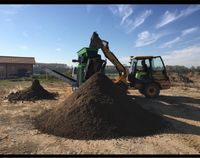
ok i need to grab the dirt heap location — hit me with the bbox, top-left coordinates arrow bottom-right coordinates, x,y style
35,72 -> 168,140
7,79 -> 58,102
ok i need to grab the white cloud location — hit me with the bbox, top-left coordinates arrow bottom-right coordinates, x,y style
135,31 -> 162,47
109,5 -> 152,33
181,27 -> 198,36
119,6 -> 133,25
156,11 -> 177,29
109,45 -> 200,67
162,37 -> 180,48
118,56 -> 130,65
162,45 -> 200,67
161,27 -> 199,48
109,5 -> 133,25
126,10 -> 152,33
19,45 -> 29,50
56,48 -> 61,52
179,5 -> 200,17
179,36 -> 200,46
156,5 -> 200,29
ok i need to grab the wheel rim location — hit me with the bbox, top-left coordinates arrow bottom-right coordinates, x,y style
147,86 -> 157,96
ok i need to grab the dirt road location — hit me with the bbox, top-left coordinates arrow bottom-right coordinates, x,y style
0,81 -> 200,154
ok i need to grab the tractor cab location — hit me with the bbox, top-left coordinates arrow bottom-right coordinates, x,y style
128,56 -> 171,97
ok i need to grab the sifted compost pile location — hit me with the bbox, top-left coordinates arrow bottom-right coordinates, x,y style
7,79 -> 58,102
35,72 -> 168,140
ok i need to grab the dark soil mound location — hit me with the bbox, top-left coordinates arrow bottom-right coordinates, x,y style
7,79 -> 58,102
34,72 -> 168,140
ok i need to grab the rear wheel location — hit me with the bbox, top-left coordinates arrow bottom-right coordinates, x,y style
144,83 -> 160,98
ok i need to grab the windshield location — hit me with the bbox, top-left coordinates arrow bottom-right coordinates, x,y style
151,57 -> 164,71
129,59 -> 137,73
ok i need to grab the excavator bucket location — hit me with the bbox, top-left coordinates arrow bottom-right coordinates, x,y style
89,32 -> 103,48
89,32 -> 128,93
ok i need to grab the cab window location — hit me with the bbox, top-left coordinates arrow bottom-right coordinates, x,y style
151,57 -> 166,80
136,59 -> 150,70
151,57 -> 164,71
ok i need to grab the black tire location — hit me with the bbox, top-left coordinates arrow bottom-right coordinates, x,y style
144,83 -> 160,98
138,88 -> 145,95
116,81 -> 128,94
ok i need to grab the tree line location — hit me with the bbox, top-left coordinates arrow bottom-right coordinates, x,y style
166,65 -> 200,74
33,63 -> 200,76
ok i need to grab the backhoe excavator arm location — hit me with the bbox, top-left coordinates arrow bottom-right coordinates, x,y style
89,32 -> 127,84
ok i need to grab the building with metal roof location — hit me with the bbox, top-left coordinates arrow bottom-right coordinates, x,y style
0,56 -> 35,79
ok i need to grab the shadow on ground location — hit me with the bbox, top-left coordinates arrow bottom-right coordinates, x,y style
132,95 -> 200,136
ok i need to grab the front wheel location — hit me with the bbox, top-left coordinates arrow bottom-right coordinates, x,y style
138,88 -> 145,95
144,83 -> 160,98
116,81 -> 128,94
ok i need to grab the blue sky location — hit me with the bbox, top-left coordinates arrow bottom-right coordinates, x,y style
0,4 -> 200,67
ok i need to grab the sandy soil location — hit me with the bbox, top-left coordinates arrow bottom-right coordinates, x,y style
0,80 -> 200,154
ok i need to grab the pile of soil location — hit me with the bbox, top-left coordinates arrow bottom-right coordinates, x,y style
7,79 -> 58,102
35,72 -> 168,140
